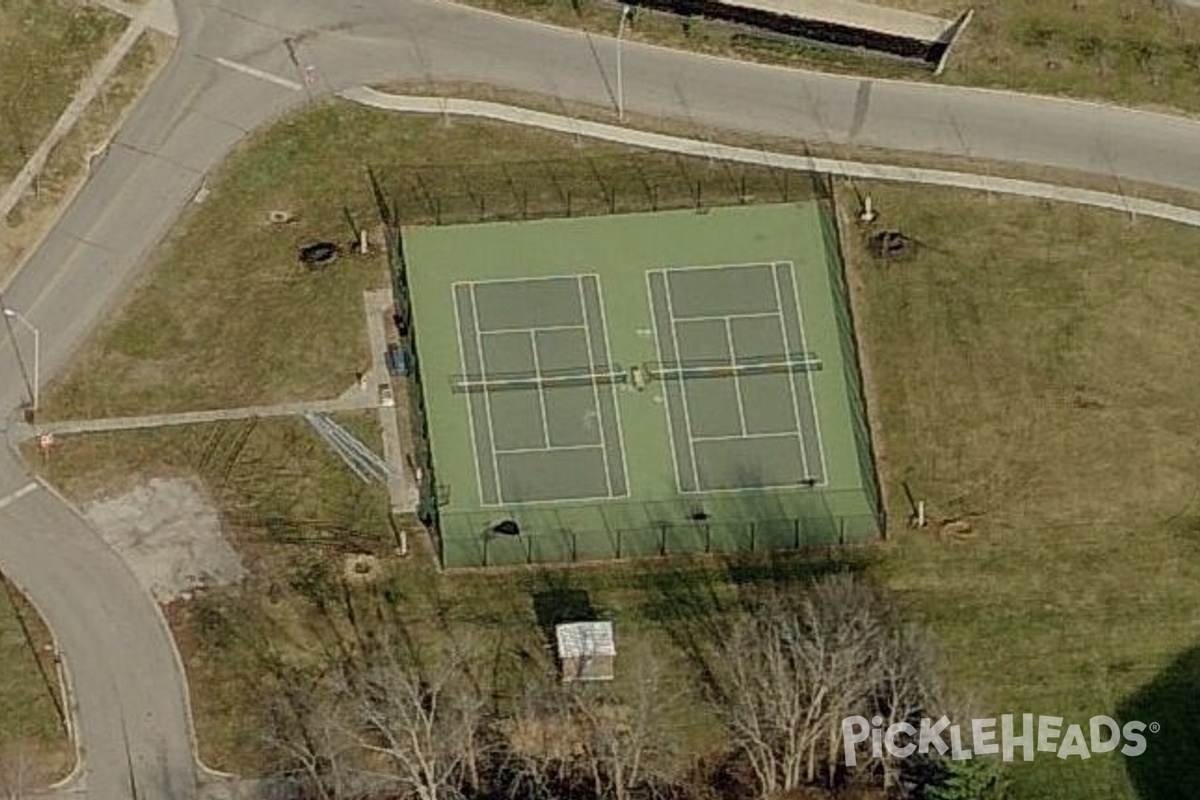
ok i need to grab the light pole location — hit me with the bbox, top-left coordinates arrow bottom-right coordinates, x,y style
616,4 -> 632,122
3,307 -> 39,412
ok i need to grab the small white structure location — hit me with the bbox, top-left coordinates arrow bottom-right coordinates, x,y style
555,621 -> 616,683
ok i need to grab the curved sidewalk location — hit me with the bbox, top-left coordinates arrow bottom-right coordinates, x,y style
341,87 -> 1200,229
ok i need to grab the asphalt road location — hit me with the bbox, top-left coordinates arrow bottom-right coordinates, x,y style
4,1 -> 1200,798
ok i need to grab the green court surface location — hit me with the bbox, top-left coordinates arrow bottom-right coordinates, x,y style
403,203 -> 883,567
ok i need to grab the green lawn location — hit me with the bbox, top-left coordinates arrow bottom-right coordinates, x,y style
844,182 -> 1200,799
0,0 -> 126,187
0,579 -> 69,784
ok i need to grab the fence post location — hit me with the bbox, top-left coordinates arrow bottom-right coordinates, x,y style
526,535 -> 533,565
616,528 -> 622,559
794,518 -> 801,549
572,530 -> 578,562
659,524 -> 667,557
750,521 -> 756,552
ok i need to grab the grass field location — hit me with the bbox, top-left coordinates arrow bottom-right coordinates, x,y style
451,0 -> 1200,115
1,27 -> 174,289
0,580 -> 69,786
842,182 -> 1200,799
0,1 -> 126,188
38,101 -> 820,422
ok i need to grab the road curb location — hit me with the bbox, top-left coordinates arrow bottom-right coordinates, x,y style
340,87 -> 1200,228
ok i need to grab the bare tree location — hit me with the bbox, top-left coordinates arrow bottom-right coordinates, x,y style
341,641 -> 487,800
501,655 -> 672,800
713,573 -> 943,798
574,668 -> 667,800
715,575 -> 882,796
870,623 -> 939,794
263,669 -> 358,800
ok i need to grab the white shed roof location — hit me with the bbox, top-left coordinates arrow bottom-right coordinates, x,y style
555,621 -> 616,659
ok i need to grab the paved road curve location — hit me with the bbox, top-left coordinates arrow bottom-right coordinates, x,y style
5,1 -> 1200,798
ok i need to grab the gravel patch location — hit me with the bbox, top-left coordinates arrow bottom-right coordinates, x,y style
84,478 -> 246,602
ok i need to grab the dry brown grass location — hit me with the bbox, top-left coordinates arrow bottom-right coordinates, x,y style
840,180 -> 1200,798
0,29 -> 174,289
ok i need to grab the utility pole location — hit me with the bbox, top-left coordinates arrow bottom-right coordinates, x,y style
617,5 -> 632,122
1,302 -> 38,414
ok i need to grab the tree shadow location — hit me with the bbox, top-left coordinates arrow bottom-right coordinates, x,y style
1117,642 -> 1200,798
530,573 -> 600,647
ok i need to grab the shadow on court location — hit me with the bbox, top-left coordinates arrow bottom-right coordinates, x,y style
1118,642 -> 1200,798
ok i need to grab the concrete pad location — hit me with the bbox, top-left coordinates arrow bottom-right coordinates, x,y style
84,478 -> 246,602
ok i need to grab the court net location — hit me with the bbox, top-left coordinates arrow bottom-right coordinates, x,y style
647,354 -> 823,381
451,366 -> 629,393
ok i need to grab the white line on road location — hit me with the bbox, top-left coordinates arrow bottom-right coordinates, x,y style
0,482 -> 39,512
212,57 -> 302,91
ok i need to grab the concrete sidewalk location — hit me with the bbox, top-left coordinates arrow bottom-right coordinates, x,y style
0,0 -> 177,226
341,87 -> 1200,230
37,392 -> 377,436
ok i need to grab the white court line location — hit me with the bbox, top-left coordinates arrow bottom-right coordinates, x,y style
781,261 -> 830,482
723,319 -> 749,435
577,277 -> 614,496
657,261 -> 777,276
529,330 -> 553,449
771,262 -> 810,478
692,432 -> 800,443
452,285 -> 490,506
662,271 -> 703,492
481,323 -> 586,335
211,57 -> 302,91
645,269 -> 685,493
460,273 -> 587,286
468,285 -> 505,506
494,444 -> 604,455
0,482 -> 39,512
591,274 -> 631,499
678,311 -> 780,324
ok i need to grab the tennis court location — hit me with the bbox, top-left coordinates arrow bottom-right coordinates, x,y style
403,203 -> 884,567
647,262 -> 826,493
452,275 -> 628,505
